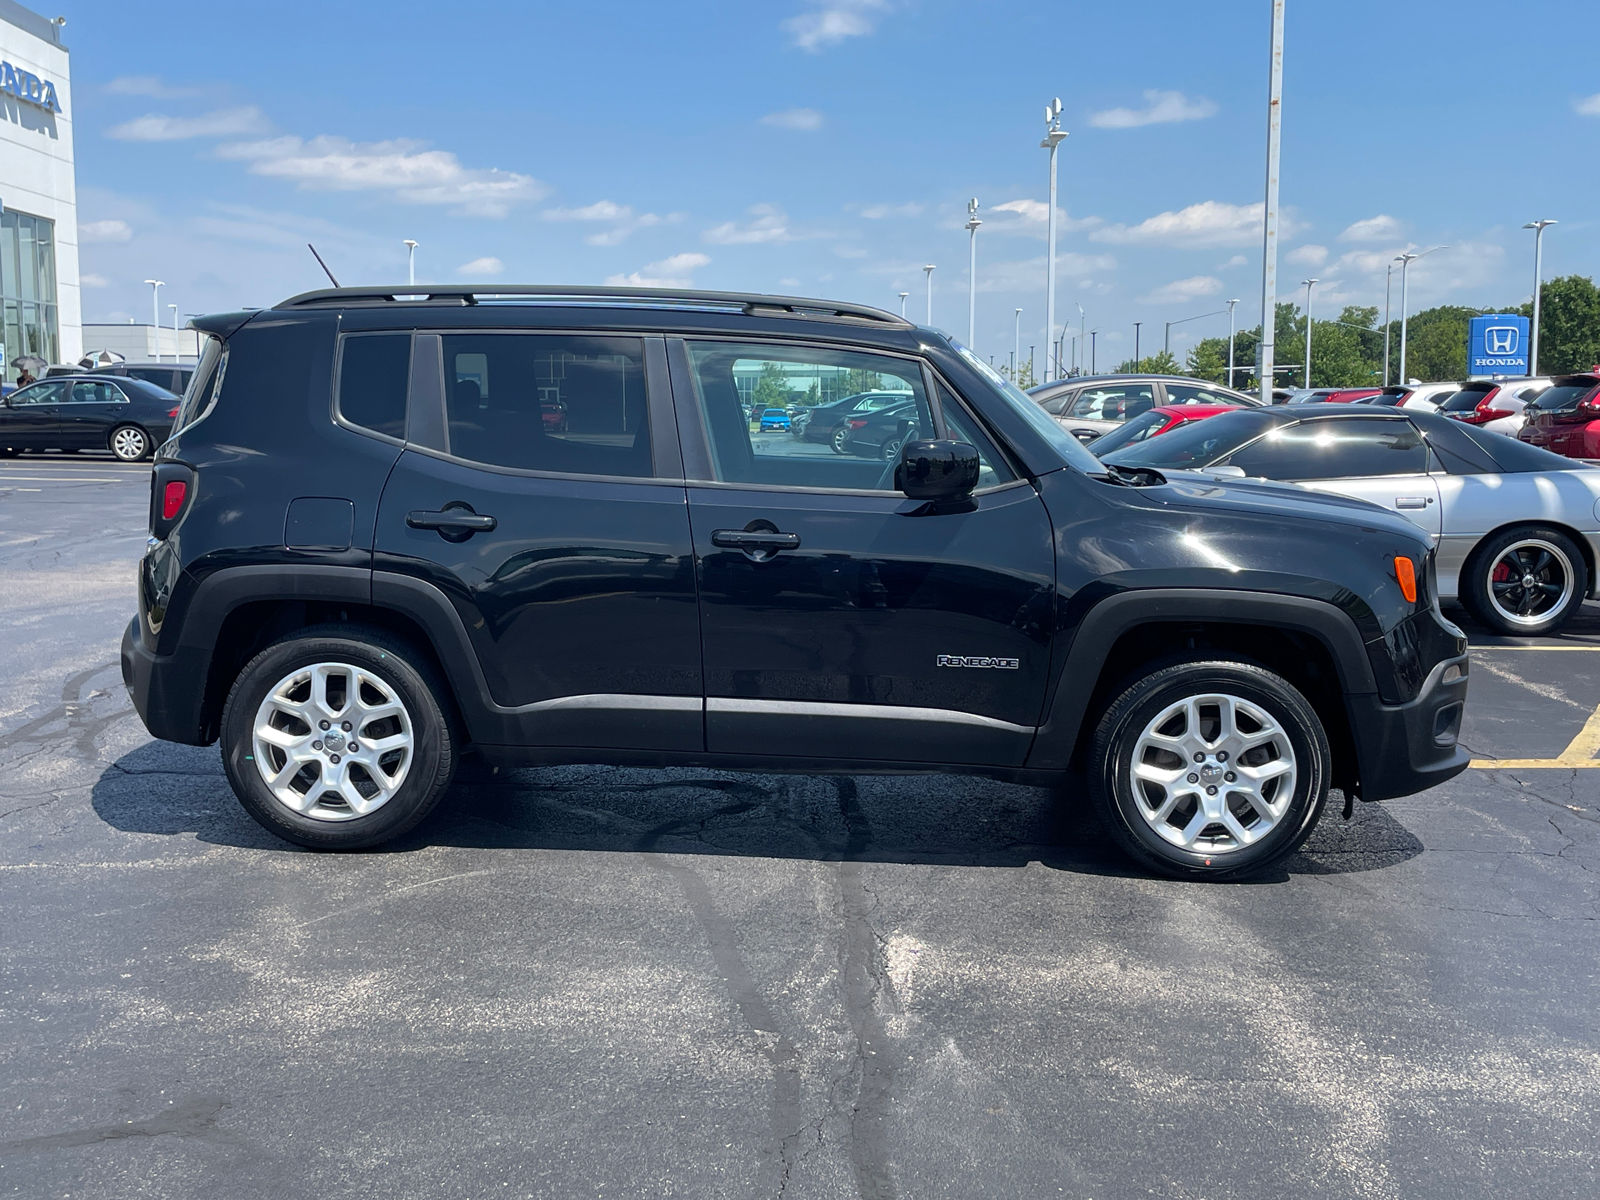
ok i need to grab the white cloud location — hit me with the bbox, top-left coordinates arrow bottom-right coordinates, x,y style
1575,93 -> 1600,116
987,199 -> 1100,236
761,107 -> 823,131
80,273 -> 110,288
783,1 -> 888,51
994,199 -> 1048,222
107,106 -> 271,142
703,203 -> 791,245
973,253 -> 1117,292
779,277 -> 801,287
1286,243 -> 1329,267
543,200 -> 666,245
1092,200 -> 1286,248
1089,90 -> 1217,130
1138,275 -> 1224,305
1217,254 -> 1248,269
216,136 -> 547,217
833,244 -> 868,258
856,202 -> 924,219
1336,248 -> 1399,274
1339,214 -> 1402,243
606,252 -> 710,287
105,75 -> 200,99
456,256 -> 505,278
80,219 -> 133,243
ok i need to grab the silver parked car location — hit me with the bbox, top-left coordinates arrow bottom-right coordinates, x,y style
1028,374 -> 1262,443
1099,403 -> 1600,635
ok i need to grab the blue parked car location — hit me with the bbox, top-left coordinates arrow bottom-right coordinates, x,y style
758,407 -> 790,431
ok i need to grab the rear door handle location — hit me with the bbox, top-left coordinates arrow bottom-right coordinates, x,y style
1394,496 -> 1432,509
711,529 -> 801,551
407,509 -> 497,531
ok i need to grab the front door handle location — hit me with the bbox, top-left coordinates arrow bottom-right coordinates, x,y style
711,529 -> 801,551
1394,496 -> 1433,509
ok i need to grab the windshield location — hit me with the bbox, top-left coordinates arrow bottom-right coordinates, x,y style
1101,409 -> 1276,469
1083,410 -> 1168,456
953,342 -> 1103,473
1532,383 -> 1598,411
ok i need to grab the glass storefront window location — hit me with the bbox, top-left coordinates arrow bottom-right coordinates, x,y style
0,211 -> 60,379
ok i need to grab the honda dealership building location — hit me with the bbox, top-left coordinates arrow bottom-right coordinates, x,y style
0,0 -> 77,377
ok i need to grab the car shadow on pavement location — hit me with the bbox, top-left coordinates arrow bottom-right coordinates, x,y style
90,743 -> 1423,882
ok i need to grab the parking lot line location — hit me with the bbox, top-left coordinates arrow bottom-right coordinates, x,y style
0,476 -> 132,484
1471,698 -> 1600,768
1470,645 -> 1600,651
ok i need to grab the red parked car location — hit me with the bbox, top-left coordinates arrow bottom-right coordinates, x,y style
1517,374 -> 1600,459
1083,403 -> 1239,456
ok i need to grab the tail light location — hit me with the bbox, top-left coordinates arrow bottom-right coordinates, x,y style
168,405 -> 180,419
848,417 -> 869,428
149,463 -> 194,540
1473,389 -> 1513,424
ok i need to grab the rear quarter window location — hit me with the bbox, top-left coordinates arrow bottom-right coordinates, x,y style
337,333 -> 411,440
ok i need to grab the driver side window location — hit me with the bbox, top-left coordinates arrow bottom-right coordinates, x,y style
10,381 -> 65,406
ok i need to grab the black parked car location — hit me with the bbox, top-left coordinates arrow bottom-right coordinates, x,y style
0,374 -> 180,461
121,284 -> 1468,881
794,389 -> 915,448
837,398 -> 926,460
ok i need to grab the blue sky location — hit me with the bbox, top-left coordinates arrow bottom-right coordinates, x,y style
62,0 -> 1600,367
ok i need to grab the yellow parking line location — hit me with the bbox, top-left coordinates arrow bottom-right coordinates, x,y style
1472,699 -> 1600,768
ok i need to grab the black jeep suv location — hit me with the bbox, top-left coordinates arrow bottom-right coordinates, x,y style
121,285 -> 1469,880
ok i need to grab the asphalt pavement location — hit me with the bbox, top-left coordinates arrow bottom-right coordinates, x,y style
2,452 -> 1597,1200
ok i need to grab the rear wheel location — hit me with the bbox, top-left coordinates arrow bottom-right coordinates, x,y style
831,427 -> 851,454
109,424 -> 150,462
220,628 -> 456,849
1089,659 -> 1330,881
1462,526 -> 1587,636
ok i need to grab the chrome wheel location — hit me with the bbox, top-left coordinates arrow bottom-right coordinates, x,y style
111,426 -> 148,461
250,661 -> 414,822
1129,692 -> 1298,855
1488,539 -> 1574,628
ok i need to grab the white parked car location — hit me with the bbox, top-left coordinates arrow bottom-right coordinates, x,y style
1098,403 -> 1600,635
1433,378 -> 1553,437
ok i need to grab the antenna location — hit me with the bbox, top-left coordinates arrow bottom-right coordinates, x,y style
307,243 -> 340,288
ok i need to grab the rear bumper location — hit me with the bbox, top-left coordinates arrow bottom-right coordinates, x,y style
1346,653 -> 1470,801
121,616 -> 213,746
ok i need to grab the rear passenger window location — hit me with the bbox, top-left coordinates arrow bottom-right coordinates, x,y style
442,334 -> 651,477
338,333 -> 410,440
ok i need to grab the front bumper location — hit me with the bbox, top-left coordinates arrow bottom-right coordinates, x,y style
1345,653 -> 1470,801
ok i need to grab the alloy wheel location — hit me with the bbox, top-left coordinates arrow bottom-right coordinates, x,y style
1487,539 -> 1574,628
111,426 -> 147,461
1128,692 -> 1298,854
250,661 -> 414,821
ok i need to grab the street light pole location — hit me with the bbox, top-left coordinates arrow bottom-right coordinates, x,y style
1259,0 -> 1285,398
1014,307 -> 1022,381
1523,219 -> 1557,376
143,279 -> 164,362
403,239 -> 418,286
1301,278 -> 1318,387
1133,321 -> 1141,370
898,291 -> 909,318
1075,302 -> 1085,376
923,264 -> 935,326
965,199 -> 981,349
1383,261 -> 1394,386
1226,298 -> 1240,389
1396,245 -> 1447,384
1090,330 -> 1098,373
1041,98 -> 1068,378
168,303 -> 179,363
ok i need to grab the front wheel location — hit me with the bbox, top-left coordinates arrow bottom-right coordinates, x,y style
220,628 -> 457,849
1461,526 -> 1587,636
1089,659 -> 1330,881
109,424 -> 150,462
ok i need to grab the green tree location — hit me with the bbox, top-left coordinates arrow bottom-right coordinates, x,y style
1113,351 -> 1179,374
752,361 -> 789,411
1533,275 -> 1600,374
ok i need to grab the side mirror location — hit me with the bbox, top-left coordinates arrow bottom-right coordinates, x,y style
897,439 -> 980,501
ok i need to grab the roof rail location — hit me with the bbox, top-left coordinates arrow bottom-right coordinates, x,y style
275,284 -> 912,327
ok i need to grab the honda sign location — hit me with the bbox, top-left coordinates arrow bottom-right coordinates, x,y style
1468,313 -> 1530,377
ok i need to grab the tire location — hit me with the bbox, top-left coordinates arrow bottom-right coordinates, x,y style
831,427 -> 851,454
1460,526 -> 1588,636
1088,659 -> 1331,882
219,627 -> 457,850
109,424 -> 150,462
881,437 -> 904,462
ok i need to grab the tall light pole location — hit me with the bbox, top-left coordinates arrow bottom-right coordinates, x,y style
143,279 -> 164,362
1075,302 -> 1085,377
1383,261 -> 1395,385
1396,245 -> 1447,384
1301,278 -> 1318,387
1523,219 -> 1557,376
965,198 -> 981,349
1090,330 -> 1098,373
1013,307 -> 1023,380
923,264 -> 935,326
403,239 -> 418,286
168,303 -> 179,363
898,291 -> 909,318
1133,321 -> 1142,370
1226,298 -> 1240,389
1041,97 -> 1068,378
1258,0 -> 1286,398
